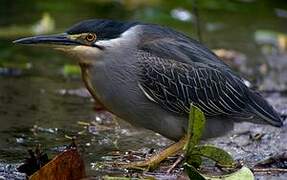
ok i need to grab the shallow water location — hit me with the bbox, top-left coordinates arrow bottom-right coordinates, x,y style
0,0 -> 287,179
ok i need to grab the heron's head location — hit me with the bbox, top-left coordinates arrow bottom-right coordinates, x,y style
14,19 -> 140,62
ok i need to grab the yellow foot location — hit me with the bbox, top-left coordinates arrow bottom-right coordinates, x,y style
121,136 -> 187,171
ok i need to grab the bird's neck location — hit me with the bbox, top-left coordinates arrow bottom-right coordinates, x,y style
78,61 -> 114,113
83,51 -> 141,117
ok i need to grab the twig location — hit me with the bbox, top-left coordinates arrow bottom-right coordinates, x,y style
258,152 -> 287,163
252,168 -> 287,173
192,0 -> 202,42
167,154 -> 185,173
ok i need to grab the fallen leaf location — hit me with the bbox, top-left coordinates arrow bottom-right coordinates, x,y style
29,148 -> 85,180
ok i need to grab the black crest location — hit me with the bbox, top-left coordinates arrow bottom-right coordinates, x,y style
66,19 -> 138,40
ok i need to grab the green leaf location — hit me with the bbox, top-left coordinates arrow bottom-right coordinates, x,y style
184,104 -> 206,155
185,164 -> 254,180
188,154 -> 202,168
183,105 -> 254,180
184,163 -> 206,180
202,166 -> 254,180
192,145 -> 235,167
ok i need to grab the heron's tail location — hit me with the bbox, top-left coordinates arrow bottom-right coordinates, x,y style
247,90 -> 283,127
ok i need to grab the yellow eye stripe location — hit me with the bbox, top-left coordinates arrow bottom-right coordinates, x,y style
68,34 -> 85,40
68,33 -> 97,43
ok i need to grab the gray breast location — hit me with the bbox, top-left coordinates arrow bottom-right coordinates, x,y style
88,50 -> 188,140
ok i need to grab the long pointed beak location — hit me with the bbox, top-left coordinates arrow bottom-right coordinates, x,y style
13,33 -> 78,46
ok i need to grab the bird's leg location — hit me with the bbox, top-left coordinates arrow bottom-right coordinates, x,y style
122,135 -> 187,171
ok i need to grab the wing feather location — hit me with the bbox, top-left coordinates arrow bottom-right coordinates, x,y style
137,51 -> 248,117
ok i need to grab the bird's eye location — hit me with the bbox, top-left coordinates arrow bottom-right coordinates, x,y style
85,33 -> 96,42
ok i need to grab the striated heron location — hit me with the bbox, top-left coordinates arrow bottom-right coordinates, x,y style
14,19 -> 283,168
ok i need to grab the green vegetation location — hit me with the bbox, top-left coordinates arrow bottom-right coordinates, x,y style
184,104 -> 254,180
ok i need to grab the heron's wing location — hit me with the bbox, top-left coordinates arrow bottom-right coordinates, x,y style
138,33 -> 229,68
137,51 -> 249,117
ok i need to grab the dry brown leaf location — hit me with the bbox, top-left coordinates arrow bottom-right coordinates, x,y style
29,148 -> 86,180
